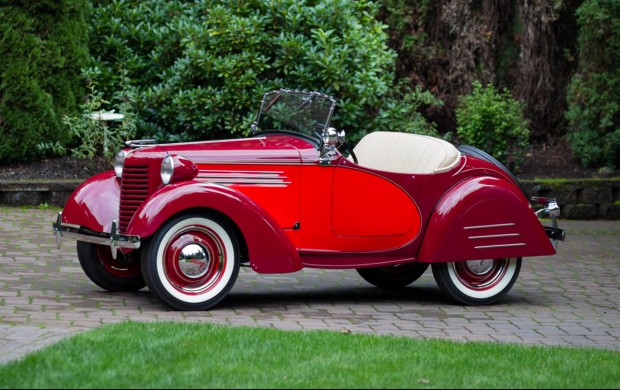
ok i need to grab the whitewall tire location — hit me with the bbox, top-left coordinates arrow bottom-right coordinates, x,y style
141,212 -> 240,311
431,258 -> 522,305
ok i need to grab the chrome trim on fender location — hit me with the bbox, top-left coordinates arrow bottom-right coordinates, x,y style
468,233 -> 521,240
474,243 -> 527,250
53,212 -> 141,254
197,170 -> 291,187
463,223 -> 526,250
464,223 -> 516,230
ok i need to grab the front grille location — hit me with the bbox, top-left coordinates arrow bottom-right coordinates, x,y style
119,165 -> 150,233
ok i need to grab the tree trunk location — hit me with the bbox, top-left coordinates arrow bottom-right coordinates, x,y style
379,0 -> 580,141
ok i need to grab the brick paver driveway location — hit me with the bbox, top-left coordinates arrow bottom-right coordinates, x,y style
1,207 -> 619,364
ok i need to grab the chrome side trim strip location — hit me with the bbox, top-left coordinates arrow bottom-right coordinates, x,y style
474,243 -> 526,249
198,170 -> 285,178
464,223 -> 516,230
468,233 -> 521,240
197,170 -> 291,187
196,160 -> 300,166
197,179 -> 291,185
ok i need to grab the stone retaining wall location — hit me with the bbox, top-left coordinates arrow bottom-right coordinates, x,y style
522,178 -> 620,220
0,180 -> 82,209
1,178 -> 619,220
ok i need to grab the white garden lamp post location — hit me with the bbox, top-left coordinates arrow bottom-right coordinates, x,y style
88,110 -> 125,157
89,111 -> 125,122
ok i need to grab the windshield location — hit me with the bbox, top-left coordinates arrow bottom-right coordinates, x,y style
251,89 -> 336,140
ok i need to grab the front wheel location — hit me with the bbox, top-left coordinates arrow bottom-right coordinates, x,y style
77,241 -> 145,292
431,258 -> 521,305
141,212 -> 240,311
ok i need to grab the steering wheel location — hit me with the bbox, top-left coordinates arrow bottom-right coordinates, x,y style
338,142 -> 358,164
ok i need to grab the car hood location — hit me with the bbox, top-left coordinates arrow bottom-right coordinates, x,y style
128,135 -> 319,165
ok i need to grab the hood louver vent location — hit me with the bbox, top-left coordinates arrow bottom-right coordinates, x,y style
119,165 -> 150,233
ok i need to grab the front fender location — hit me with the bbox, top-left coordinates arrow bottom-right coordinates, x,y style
61,171 -> 119,232
417,176 -> 556,263
127,181 -> 302,274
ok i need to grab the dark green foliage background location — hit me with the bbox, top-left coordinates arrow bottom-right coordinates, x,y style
456,81 -> 530,170
566,0 -> 620,169
85,0 -> 412,144
2,0 -> 620,170
0,0 -> 89,163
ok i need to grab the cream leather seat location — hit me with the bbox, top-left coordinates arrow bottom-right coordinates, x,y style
351,131 -> 461,174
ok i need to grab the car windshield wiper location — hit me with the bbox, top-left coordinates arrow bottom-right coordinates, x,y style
298,95 -> 314,110
263,93 -> 281,113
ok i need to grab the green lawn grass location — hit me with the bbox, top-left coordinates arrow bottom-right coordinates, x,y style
1,321 -> 618,389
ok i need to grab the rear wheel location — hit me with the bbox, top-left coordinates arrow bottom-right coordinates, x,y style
141,212 -> 240,311
357,263 -> 429,289
77,241 -> 145,292
431,258 -> 521,305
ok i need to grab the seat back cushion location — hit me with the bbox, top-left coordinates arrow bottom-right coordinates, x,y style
352,131 -> 461,174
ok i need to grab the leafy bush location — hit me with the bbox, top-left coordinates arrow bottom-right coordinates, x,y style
0,1 -> 89,163
455,81 -> 530,170
375,82 -> 444,139
566,0 -> 620,169
86,0 -> 438,143
61,79 -> 137,159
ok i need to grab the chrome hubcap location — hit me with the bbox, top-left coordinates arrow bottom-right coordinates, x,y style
465,259 -> 494,275
178,243 -> 210,279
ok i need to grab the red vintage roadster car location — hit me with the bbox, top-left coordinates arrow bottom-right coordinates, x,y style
53,89 -> 564,310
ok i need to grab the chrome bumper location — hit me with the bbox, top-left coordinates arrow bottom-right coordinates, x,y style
533,197 -> 566,247
53,212 -> 141,258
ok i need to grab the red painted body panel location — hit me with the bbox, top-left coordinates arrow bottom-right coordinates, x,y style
195,164 -> 302,230
417,176 -> 556,263
295,165 -> 420,253
331,167 -> 420,238
126,181 -> 303,274
61,171 -> 120,232
160,136 -> 313,164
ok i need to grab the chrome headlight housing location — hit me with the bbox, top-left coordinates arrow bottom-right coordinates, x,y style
160,155 -> 175,185
159,154 -> 199,185
114,150 -> 128,179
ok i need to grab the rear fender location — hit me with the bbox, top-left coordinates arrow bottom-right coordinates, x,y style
127,181 -> 302,274
61,171 -> 119,232
417,176 -> 556,263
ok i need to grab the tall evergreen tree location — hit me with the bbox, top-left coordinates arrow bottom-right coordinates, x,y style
566,0 -> 620,169
0,0 -> 90,162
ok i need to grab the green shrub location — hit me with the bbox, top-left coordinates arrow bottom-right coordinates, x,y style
456,81 -> 530,170
374,82 -> 444,139
61,79 -> 137,159
566,0 -> 620,169
86,0 -> 437,143
0,1 -> 89,163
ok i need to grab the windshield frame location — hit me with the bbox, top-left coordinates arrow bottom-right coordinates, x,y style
251,89 -> 337,147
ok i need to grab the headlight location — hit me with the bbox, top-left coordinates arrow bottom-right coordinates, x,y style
161,155 -> 175,185
159,155 -> 198,185
114,150 -> 128,179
